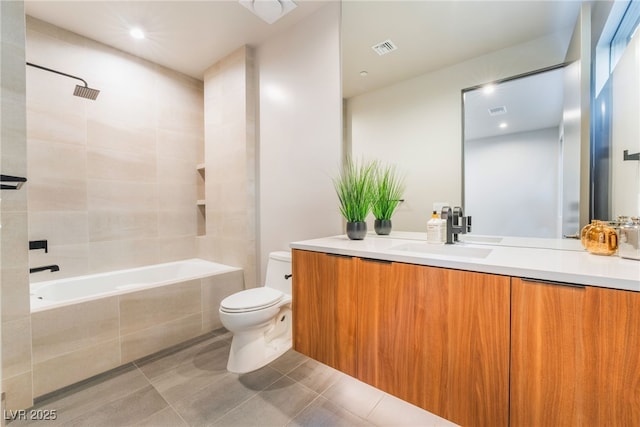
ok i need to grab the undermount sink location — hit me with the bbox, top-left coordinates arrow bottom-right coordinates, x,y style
390,242 -> 493,259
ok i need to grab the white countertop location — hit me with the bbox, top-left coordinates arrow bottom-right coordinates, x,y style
290,232 -> 640,292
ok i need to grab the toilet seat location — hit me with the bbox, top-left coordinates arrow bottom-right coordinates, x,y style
220,287 -> 284,313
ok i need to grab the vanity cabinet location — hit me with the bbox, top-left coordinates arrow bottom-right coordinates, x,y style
511,278 -> 640,426
292,249 -> 510,427
291,249 -> 357,376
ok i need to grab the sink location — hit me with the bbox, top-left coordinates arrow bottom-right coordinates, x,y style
459,235 -> 503,244
390,242 -> 493,259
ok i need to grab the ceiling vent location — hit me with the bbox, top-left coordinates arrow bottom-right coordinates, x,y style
488,106 -> 507,116
372,39 -> 397,56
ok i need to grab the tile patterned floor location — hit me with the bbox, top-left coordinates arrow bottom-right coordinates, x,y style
10,329 -> 458,427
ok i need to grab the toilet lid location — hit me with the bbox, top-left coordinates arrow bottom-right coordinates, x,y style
220,287 -> 283,312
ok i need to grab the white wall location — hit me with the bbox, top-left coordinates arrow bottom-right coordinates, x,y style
257,3 -> 342,283
348,32 -> 571,232
465,128 -> 560,238
611,31 -> 640,218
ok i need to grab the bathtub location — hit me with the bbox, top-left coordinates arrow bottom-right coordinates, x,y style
30,258 -> 240,311
29,258 -> 244,397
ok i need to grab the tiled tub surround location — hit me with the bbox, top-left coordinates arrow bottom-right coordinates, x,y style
29,259 -> 243,397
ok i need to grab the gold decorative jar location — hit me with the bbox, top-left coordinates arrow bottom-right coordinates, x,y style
583,220 -> 618,256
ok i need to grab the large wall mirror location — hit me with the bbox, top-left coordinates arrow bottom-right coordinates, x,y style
344,1 -> 640,242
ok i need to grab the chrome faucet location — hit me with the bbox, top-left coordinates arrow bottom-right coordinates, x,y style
441,206 -> 472,244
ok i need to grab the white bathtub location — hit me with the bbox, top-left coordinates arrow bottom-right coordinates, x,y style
29,258 -> 244,397
30,258 -> 241,311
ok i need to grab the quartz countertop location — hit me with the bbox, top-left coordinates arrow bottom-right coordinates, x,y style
290,231 -> 640,292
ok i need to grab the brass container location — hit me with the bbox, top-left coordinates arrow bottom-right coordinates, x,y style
583,220 -> 618,256
580,220 -> 598,248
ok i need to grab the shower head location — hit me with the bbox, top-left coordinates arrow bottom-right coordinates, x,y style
73,84 -> 100,100
26,62 -> 100,100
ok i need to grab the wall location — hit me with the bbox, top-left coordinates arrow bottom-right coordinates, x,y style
257,3 -> 342,283
465,127 -> 560,237
1,0 -> 33,411
611,29 -> 640,218
199,46 -> 256,288
347,31 -> 572,232
26,17 -> 203,281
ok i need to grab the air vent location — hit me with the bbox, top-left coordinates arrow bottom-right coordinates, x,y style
488,106 -> 507,116
372,39 -> 397,56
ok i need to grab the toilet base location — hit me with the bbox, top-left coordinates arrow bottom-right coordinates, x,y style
227,307 -> 292,374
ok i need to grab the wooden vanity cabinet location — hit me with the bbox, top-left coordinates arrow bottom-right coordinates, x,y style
291,249 -> 357,376
511,278 -> 640,426
357,260 -> 510,427
292,249 -> 510,427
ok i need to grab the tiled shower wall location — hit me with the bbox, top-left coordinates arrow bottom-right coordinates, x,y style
1,0 -> 33,411
26,17 -> 204,281
199,46 -> 257,288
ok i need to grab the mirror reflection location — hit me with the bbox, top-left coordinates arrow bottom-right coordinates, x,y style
344,1 -> 640,243
463,65 -> 580,239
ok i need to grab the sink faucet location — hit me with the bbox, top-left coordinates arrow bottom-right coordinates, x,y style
441,206 -> 472,244
29,265 -> 60,274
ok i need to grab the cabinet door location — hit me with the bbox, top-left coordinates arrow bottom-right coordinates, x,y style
357,261 -> 510,427
510,278 -> 587,426
291,249 -> 357,375
584,286 -> 640,424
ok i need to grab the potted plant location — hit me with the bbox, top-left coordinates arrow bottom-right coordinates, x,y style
372,163 -> 405,235
333,158 -> 377,240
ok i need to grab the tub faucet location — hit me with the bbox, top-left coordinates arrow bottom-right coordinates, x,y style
29,265 -> 60,274
441,206 -> 472,244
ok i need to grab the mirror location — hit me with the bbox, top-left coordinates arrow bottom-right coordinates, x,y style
343,1 -> 638,243
463,65 -> 580,239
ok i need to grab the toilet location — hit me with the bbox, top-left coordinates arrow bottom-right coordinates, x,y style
219,251 -> 293,374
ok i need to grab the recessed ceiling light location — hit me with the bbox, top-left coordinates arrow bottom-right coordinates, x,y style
483,84 -> 496,95
499,122 -> 508,129
359,71 -> 368,77
130,28 -> 145,40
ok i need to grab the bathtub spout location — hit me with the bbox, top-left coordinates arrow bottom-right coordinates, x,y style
30,265 -> 60,274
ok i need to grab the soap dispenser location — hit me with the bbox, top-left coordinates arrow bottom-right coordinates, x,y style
427,211 -> 444,244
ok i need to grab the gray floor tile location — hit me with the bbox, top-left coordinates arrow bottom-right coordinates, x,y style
289,396 -> 372,427
63,385 -> 169,427
134,407 -> 189,427
322,375 -> 384,420
172,366 -> 283,427
268,349 -> 308,374
286,359 -> 342,394
150,339 -> 231,404
367,394 -> 452,427
212,376 -> 318,427
11,365 -> 150,426
136,333 -> 229,380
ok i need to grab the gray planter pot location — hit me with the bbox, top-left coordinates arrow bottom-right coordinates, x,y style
346,221 -> 367,240
374,219 -> 392,235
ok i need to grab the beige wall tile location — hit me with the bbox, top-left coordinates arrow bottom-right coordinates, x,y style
87,120 -> 156,155
87,179 -> 158,211
157,210 -> 196,238
27,178 -> 87,212
2,371 -> 33,411
120,313 -> 203,363
2,317 -> 33,378
31,297 -> 119,363
33,338 -> 121,397
155,236 -> 197,263
1,267 -> 31,322
87,239 -> 159,273
119,280 -> 201,335
89,210 -> 158,242
28,211 -> 88,245
87,147 -> 156,182
201,270 -> 244,331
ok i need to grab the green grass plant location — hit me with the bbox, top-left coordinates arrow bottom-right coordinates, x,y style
333,158 -> 377,222
372,163 -> 405,221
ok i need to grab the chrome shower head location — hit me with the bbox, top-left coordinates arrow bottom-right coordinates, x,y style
73,85 -> 100,100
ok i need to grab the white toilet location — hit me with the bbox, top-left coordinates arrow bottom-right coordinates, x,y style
219,251 -> 293,374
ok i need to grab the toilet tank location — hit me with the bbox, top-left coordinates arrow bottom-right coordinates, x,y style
264,251 -> 292,295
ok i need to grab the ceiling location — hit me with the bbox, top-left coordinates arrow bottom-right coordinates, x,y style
24,0 -> 582,98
